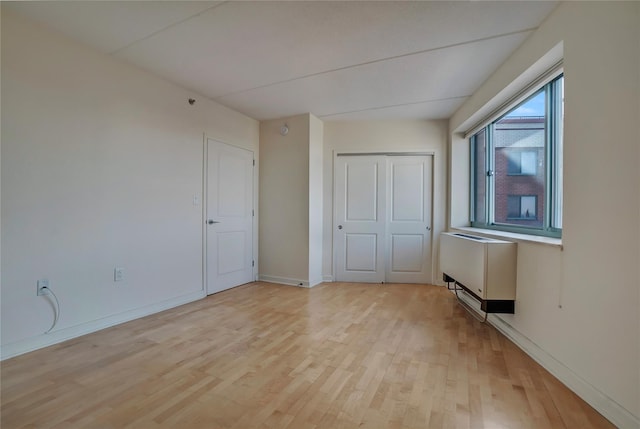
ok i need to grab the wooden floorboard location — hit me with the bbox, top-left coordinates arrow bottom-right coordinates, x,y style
1,282 -> 614,428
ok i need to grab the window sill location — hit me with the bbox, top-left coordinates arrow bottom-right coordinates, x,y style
451,226 -> 563,249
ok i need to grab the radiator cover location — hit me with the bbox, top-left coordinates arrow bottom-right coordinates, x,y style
440,232 -> 517,313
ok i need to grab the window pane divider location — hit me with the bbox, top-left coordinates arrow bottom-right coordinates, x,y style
543,82 -> 554,231
487,124 -> 495,225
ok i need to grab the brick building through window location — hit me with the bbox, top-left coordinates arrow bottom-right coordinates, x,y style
494,116 -> 544,227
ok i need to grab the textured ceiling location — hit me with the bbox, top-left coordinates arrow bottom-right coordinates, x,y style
7,1 -> 558,121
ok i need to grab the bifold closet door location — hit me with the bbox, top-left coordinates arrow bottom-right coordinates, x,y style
334,154 -> 432,284
334,156 -> 386,283
385,155 -> 432,283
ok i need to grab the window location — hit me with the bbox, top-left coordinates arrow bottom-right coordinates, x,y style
470,74 -> 563,237
507,151 -> 537,175
507,195 -> 537,220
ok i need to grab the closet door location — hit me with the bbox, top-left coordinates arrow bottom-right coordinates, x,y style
334,155 -> 386,283
385,156 -> 432,283
334,154 -> 433,284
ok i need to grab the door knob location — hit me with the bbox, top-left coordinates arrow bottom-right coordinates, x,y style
338,225 -> 343,230
208,220 -> 220,225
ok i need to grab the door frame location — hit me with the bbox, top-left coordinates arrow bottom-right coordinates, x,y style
332,151 -> 436,284
202,135 -> 258,295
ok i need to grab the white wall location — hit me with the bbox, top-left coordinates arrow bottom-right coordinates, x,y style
1,8 -> 259,358
308,115 -> 324,286
322,120 -> 448,282
259,114 -> 311,285
449,2 -> 639,427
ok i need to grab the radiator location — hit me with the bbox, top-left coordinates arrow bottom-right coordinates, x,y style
440,232 -> 517,313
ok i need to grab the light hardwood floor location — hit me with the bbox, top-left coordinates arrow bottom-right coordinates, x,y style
1,282 -> 613,428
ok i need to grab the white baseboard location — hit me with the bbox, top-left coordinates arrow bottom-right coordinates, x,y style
258,275 -> 311,288
308,277 -> 324,288
454,290 -> 639,429
322,275 -> 334,282
0,290 -> 206,361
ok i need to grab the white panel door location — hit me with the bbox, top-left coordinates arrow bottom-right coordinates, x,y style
334,154 -> 433,284
334,155 -> 386,283
386,156 -> 432,283
206,139 -> 254,295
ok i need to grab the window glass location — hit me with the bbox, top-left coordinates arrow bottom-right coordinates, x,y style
494,91 -> 545,227
470,74 -> 563,237
521,152 -> 537,175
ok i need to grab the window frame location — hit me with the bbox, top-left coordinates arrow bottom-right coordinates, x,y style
469,73 -> 563,238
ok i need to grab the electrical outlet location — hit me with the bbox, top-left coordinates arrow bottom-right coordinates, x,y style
37,279 -> 50,296
114,267 -> 124,282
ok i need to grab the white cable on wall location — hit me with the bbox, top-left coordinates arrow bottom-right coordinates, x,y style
42,287 -> 60,334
